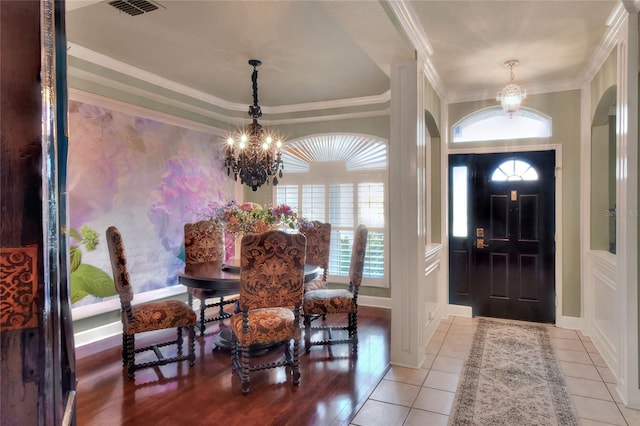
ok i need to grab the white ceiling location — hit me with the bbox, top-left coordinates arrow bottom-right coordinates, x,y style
65,0 -> 621,112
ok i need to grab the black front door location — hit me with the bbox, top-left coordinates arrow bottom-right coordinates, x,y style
449,151 -> 556,323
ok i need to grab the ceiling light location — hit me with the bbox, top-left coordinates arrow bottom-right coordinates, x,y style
496,59 -> 526,117
224,59 -> 284,191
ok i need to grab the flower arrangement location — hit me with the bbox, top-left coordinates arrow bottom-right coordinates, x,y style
203,200 -> 299,237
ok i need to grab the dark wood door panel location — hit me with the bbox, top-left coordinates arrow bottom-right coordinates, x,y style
519,194 -> 540,241
489,252 -> 509,299
517,253 -> 540,301
490,195 -> 509,240
449,150 -> 556,324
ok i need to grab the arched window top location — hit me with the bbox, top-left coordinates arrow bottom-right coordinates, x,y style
282,133 -> 387,172
491,159 -> 539,182
452,106 -> 552,143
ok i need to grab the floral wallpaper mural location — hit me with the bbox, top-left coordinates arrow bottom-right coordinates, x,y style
68,99 -> 234,308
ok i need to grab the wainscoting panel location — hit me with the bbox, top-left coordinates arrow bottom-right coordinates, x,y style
421,245 -> 443,364
587,251 -> 618,377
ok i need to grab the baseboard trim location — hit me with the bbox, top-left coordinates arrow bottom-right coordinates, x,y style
448,304 -> 473,317
74,321 -> 122,348
359,295 -> 392,309
558,315 -> 583,330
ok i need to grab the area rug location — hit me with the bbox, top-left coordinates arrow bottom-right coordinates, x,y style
448,318 -> 580,426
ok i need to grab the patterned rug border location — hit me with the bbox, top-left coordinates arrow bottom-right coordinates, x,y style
448,318 -> 580,426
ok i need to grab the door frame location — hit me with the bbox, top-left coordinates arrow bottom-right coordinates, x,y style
445,143 -> 564,326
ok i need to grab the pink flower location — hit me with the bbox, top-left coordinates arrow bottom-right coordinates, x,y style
240,202 -> 254,212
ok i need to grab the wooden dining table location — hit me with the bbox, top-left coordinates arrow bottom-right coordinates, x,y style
178,260 -> 321,352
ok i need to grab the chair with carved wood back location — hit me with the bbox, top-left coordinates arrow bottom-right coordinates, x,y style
105,226 -> 196,380
230,230 -> 307,394
184,220 -> 236,335
298,220 -> 331,292
303,224 -> 367,355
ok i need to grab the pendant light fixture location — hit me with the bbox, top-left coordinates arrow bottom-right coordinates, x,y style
496,59 -> 526,117
224,59 -> 284,191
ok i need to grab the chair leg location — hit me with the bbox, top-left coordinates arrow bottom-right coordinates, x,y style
292,339 -> 301,385
219,296 -> 225,317
125,333 -> 136,379
176,327 -> 184,352
198,296 -> 206,336
349,311 -> 358,354
240,345 -> 251,394
121,332 -> 127,366
303,315 -> 312,353
231,333 -> 238,373
188,325 -> 196,365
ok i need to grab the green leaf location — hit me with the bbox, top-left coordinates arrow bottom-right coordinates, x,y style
72,264 -> 116,298
69,228 -> 82,242
70,284 -> 89,304
70,246 -> 82,272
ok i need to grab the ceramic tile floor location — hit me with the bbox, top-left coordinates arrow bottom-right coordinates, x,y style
350,316 -> 640,426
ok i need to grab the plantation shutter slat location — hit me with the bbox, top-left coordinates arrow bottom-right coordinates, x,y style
301,185 -> 325,222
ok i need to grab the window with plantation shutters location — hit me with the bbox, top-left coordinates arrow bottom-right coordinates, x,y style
302,185 -> 326,221
274,134 -> 388,288
276,185 -> 299,213
357,183 -> 385,280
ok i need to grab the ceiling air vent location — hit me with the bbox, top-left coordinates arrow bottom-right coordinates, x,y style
108,0 -> 160,16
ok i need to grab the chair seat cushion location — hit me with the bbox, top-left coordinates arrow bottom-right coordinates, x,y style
124,300 -> 196,334
230,307 -> 300,346
303,289 -> 356,315
304,277 -> 328,292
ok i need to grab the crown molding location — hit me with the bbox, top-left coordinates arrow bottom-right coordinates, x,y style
266,91 -> 390,114
384,1 -> 433,56
450,2 -> 628,104
68,88 -> 228,136
68,64 -> 389,126
577,3 -> 626,86
268,108 -> 391,126
623,0 -> 640,13
67,66 -> 238,124
67,42 -> 390,116
447,78 -> 581,104
384,0 -> 446,99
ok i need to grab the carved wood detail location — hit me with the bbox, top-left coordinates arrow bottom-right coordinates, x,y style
0,246 -> 39,330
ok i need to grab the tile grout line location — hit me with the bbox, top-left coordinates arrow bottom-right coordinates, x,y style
554,326 -> 631,426
354,317 -> 637,426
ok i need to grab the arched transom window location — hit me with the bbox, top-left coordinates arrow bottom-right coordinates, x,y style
281,134 -> 386,172
491,159 -> 539,181
452,106 -> 552,142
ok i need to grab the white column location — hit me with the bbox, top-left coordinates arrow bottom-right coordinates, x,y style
389,59 -> 429,368
616,6 -> 639,408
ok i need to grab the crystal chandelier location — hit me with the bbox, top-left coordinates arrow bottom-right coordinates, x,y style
224,59 -> 284,191
496,59 -> 526,117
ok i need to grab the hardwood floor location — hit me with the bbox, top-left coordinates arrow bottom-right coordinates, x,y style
75,306 -> 390,425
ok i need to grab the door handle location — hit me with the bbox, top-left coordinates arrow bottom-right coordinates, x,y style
476,239 -> 490,249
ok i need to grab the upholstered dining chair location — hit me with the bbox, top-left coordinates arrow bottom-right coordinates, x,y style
105,226 -> 196,380
184,220 -> 235,335
303,224 -> 368,355
298,220 -> 331,292
230,230 -> 307,394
